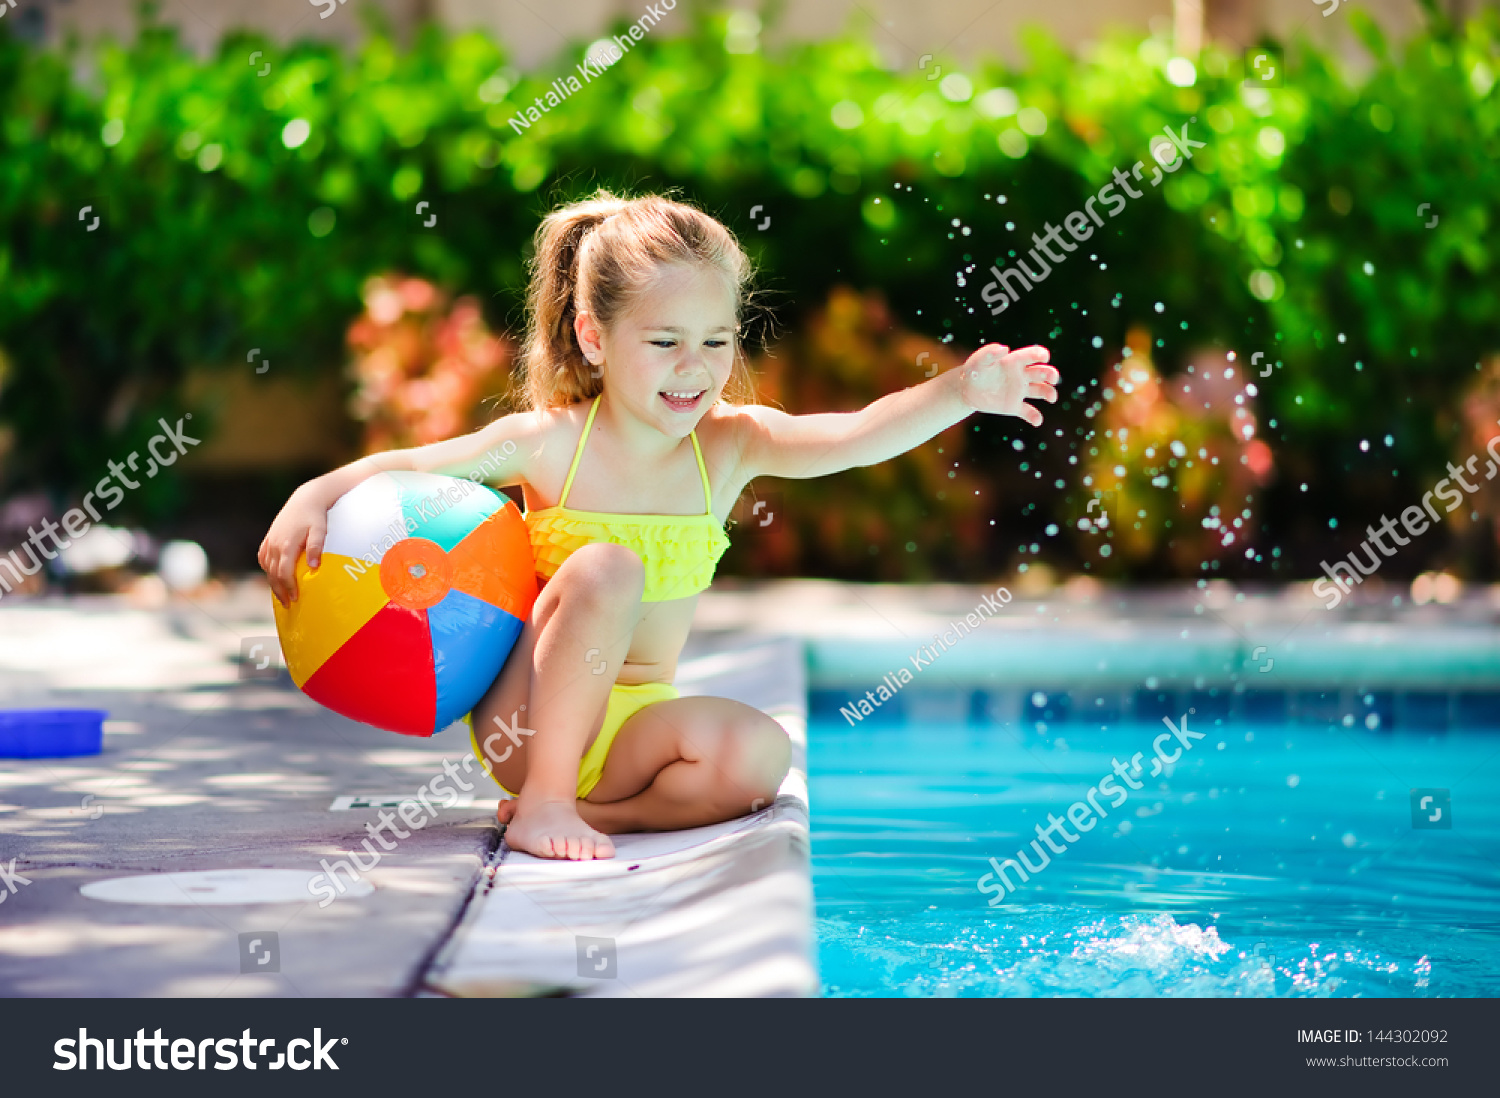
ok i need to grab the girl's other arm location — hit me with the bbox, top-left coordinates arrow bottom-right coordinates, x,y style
258,411 -> 539,606
737,343 -> 1057,481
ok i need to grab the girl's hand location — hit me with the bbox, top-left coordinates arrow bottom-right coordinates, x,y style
956,343 -> 1059,427
257,485 -> 332,608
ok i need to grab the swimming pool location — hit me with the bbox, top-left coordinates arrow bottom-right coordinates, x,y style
809,707 -> 1500,997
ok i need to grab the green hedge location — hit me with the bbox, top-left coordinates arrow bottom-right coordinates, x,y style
1,1 -> 1496,578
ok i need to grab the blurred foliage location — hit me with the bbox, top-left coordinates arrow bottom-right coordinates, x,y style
1083,326 -> 1272,575
1458,352 -> 1500,557
727,285 -> 983,581
0,1 -> 1497,580
346,273 -> 513,453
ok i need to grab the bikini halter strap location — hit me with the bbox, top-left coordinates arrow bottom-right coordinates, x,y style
556,395 -> 602,508
557,394 -> 715,515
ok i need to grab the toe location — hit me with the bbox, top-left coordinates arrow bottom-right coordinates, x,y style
595,834 -> 616,859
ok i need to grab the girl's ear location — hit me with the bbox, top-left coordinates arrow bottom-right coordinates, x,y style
575,309 -> 605,364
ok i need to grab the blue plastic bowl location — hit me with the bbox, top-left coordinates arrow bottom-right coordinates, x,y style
0,709 -> 107,758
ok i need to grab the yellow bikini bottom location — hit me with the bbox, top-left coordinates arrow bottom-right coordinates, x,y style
463,680 -> 680,799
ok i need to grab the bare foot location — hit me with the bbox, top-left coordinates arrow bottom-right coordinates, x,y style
496,798 -> 517,826
504,798 -> 616,860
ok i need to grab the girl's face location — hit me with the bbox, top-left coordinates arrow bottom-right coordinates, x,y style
576,262 -> 737,436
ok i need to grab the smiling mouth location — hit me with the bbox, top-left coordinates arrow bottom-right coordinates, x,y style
659,389 -> 706,410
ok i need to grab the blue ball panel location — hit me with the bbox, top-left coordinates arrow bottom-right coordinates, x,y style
426,587 -> 523,733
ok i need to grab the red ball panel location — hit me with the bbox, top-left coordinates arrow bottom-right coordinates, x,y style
302,602 -> 437,737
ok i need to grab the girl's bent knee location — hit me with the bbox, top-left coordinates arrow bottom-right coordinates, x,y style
728,721 -> 791,801
556,542 -> 645,606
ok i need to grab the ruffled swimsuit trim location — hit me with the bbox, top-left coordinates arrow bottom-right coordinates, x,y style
523,395 -> 731,603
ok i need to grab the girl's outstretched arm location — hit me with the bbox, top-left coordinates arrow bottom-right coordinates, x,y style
736,343 -> 1058,481
258,412 -> 539,606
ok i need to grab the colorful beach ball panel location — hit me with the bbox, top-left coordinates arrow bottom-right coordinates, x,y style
273,472 -> 536,737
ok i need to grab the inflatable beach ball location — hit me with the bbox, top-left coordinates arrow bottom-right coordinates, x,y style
272,471 -> 537,737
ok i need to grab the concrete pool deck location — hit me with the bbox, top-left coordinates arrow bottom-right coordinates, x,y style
0,583 -> 814,997
1,576 -> 1496,997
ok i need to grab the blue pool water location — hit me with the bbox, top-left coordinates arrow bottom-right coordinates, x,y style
810,714 -> 1500,997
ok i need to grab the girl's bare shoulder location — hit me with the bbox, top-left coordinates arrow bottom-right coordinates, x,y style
704,399 -> 789,443
513,401 -> 590,441
701,398 -> 770,429
506,400 -> 592,495
696,400 -> 772,488
486,401 -> 588,450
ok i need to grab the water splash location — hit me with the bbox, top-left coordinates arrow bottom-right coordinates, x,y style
819,911 -> 1434,998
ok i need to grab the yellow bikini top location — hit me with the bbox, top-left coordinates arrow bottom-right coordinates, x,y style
524,395 -> 731,603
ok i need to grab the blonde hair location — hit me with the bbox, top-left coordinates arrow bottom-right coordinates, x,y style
515,187 -> 759,411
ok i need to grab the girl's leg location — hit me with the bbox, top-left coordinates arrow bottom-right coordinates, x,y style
470,541 -> 647,860
568,696 -> 792,833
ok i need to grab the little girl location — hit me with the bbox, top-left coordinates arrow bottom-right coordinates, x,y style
260,189 -> 1057,860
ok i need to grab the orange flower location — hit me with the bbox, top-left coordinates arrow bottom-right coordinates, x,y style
345,274 -> 515,454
